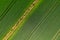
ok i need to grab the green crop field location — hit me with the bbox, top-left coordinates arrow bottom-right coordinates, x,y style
0,0 -> 60,40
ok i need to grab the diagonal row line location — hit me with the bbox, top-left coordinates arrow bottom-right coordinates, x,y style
32,3 -> 59,40
36,1 -> 60,40
51,29 -> 60,40
0,0 -> 17,22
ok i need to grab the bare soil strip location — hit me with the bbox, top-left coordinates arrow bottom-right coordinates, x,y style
2,0 -> 39,40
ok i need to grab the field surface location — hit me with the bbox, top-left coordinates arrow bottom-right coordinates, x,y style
0,0 -> 60,40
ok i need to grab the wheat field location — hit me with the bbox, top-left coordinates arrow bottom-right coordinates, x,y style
0,0 -> 60,40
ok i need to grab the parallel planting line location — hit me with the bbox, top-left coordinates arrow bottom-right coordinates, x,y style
2,0 -> 39,40
51,29 -> 60,40
0,0 -> 17,21
26,0 -> 59,40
